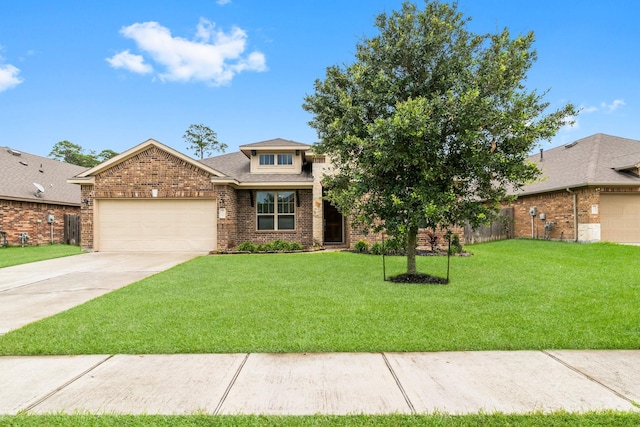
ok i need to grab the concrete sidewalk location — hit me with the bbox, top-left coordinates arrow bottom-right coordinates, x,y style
0,252 -> 203,334
1,350 -> 639,415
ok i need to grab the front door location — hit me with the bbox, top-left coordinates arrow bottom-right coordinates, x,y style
323,199 -> 344,244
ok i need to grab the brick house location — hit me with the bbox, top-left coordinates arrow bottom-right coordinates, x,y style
0,146 -> 85,246
507,134 -> 640,244
69,138 -> 352,252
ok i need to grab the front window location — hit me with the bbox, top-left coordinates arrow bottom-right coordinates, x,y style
257,191 -> 295,230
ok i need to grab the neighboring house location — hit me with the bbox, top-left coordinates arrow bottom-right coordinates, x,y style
507,133 -> 640,244
0,146 -> 86,246
69,138 -> 349,252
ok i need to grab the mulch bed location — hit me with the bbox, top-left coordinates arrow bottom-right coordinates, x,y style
388,273 -> 449,284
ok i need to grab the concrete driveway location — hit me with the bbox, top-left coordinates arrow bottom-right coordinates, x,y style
0,252 -> 203,334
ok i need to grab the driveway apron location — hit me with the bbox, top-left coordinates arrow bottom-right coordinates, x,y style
0,252 -> 203,334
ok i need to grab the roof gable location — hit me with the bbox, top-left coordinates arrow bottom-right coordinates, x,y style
72,139 -> 226,180
0,146 -> 86,205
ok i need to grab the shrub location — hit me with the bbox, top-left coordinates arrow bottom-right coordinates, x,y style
354,240 -> 369,253
236,242 -> 256,252
269,239 -> 299,251
288,242 -> 303,251
448,233 -> 463,255
370,242 -> 384,255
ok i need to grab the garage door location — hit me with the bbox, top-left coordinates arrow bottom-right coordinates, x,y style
96,199 -> 217,252
600,194 -> 640,244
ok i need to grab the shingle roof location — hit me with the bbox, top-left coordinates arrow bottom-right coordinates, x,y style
239,138 -> 312,149
515,133 -> 640,196
200,151 -> 313,184
0,147 -> 86,205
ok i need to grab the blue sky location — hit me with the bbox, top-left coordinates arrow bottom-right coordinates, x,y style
1,1 -> 637,158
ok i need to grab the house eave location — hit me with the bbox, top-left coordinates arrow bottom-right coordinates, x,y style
514,181 -> 640,197
67,176 -> 96,185
75,139 -> 227,178
0,195 -> 80,207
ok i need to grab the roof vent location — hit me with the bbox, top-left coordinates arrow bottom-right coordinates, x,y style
19,160 -> 28,166
565,141 -> 578,149
7,148 -> 21,156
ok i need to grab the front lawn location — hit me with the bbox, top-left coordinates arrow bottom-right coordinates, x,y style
0,244 -> 81,268
0,240 -> 638,355
2,412 -> 640,426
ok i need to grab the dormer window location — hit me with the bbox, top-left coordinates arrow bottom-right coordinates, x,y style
259,154 -> 275,165
277,154 -> 293,165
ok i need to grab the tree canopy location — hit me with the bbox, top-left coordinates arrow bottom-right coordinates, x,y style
183,123 -> 227,159
49,141 -> 118,168
302,0 -> 576,276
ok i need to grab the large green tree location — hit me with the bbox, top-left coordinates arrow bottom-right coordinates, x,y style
49,140 -> 118,168
303,1 -> 576,276
183,123 -> 227,159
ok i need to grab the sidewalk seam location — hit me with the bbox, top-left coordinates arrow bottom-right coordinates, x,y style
213,353 -> 250,415
541,350 -> 638,407
20,354 -> 114,414
381,353 -> 415,414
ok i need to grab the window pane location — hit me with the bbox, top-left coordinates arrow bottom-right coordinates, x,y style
277,154 -> 293,165
278,191 -> 295,214
259,154 -> 274,165
257,191 -> 274,214
258,215 -> 275,230
278,215 -> 295,230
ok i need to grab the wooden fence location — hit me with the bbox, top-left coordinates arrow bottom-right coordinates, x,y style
463,207 -> 514,244
64,214 -> 81,246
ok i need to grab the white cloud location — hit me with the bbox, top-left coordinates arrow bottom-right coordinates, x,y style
106,50 -> 153,74
601,99 -> 625,113
111,18 -> 266,86
580,99 -> 626,115
0,63 -> 23,92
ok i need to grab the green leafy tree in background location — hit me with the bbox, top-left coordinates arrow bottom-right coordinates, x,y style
303,0 -> 576,276
49,140 -> 118,168
183,123 -> 227,159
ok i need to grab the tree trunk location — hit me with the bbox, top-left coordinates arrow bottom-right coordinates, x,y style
406,226 -> 418,274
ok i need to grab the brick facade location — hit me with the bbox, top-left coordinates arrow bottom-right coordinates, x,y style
0,200 -> 79,246
80,146 -> 217,251
507,186 -> 640,241
233,189 -> 314,248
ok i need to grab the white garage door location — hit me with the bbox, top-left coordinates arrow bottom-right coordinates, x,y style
97,199 -> 217,252
600,194 -> 640,244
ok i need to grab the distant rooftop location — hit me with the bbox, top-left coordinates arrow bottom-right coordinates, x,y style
0,146 -> 86,205
516,133 -> 640,196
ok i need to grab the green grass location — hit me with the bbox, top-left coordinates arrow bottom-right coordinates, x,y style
0,244 -> 81,268
1,239 -> 639,355
1,412 -> 640,426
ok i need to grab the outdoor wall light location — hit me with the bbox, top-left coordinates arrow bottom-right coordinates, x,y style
251,150 -> 256,156
81,198 -> 90,207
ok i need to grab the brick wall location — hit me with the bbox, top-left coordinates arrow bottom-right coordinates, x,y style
215,185 -> 238,250
347,222 -> 464,251
80,185 -> 94,250
234,189 -> 314,248
93,147 -> 215,198
507,186 -> 640,241
0,200 -> 80,246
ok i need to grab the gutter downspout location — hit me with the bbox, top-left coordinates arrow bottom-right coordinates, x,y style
566,188 -> 578,241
